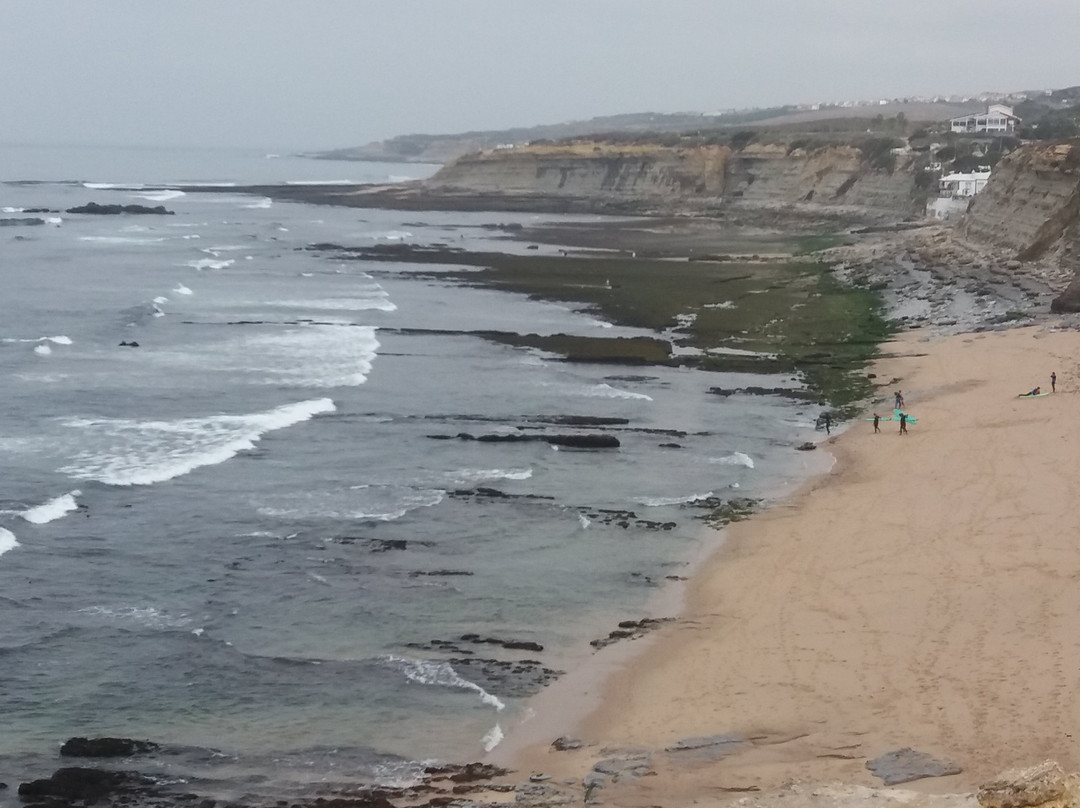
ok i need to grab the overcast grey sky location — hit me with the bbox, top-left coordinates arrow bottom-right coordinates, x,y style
4,0 -> 1079,151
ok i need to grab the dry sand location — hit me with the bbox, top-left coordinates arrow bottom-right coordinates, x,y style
497,325 -> 1080,805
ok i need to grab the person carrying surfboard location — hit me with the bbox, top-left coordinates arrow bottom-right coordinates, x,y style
899,412 -> 908,435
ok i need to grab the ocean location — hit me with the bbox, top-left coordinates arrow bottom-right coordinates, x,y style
0,143 -> 832,802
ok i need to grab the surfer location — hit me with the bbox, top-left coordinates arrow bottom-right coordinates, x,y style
899,412 -> 908,435
822,412 -> 832,435
873,413 -> 880,433
894,390 -> 904,409
1051,372 -> 1057,392
1019,387 -> 1041,397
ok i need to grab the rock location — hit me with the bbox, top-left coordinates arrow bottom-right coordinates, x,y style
18,767 -> 152,801
796,442 -> 817,451
65,202 -> 174,215
978,761 -> 1068,808
118,340 -> 140,347
552,736 -> 585,751
866,747 -> 962,785
59,736 -> 160,757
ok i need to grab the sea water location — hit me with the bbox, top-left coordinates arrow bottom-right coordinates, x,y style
0,144 -> 830,799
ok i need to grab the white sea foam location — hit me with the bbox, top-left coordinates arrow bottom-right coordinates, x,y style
185,258 -> 235,271
446,468 -> 533,485
77,605 -> 191,630
244,197 -> 272,209
482,724 -> 504,752
704,301 -> 737,309
711,452 -> 755,469
579,383 -> 653,401
636,491 -> 715,507
257,486 -> 444,521
131,189 -> 186,202
366,230 -> 413,241
263,295 -> 396,313
2,206 -> 24,213
235,325 -> 381,387
79,236 -> 167,244
34,344 -> 52,356
173,284 -> 193,295
57,397 -> 335,486
45,217 -> 62,225
21,490 -> 82,524
0,528 -> 19,558
48,335 -> 72,345
578,513 -> 591,529
83,182 -> 144,190
380,655 -> 505,710
153,296 -> 169,304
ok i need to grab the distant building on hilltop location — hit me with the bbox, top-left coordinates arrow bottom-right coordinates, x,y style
949,104 -> 1020,134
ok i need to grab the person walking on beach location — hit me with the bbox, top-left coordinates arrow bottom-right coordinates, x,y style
894,390 -> 905,409
873,413 -> 880,433
822,412 -> 832,436
1051,371 -> 1057,392
899,412 -> 908,435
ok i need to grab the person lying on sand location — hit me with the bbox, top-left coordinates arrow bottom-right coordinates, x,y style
1019,386 -> 1042,397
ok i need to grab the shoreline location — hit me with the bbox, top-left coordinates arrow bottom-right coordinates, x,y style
494,323 -> 1080,804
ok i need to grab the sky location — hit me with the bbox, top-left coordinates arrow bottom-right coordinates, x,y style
4,0 -> 1080,152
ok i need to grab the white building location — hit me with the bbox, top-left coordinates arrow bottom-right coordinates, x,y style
938,170 -> 991,198
949,104 -> 1020,134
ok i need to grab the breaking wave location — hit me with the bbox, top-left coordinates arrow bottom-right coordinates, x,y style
57,398 -> 335,486
379,655 -> 505,710
21,490 -> 82,524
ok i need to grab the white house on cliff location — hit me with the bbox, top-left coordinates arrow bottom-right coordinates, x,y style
949,104 -> 1020,134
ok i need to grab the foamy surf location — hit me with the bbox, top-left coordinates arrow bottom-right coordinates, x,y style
636,491 -> 715,507
257,486 -> 444,521
380,655 -> 505,711
21,490 -> 82,524
580,383 -> 653,401
0,527 -> 19,558
711,452 -> 755,469
57,398 -> 336,486
482,724 -> 504,752
173,284 -> 193,295
185,258 -> 235,271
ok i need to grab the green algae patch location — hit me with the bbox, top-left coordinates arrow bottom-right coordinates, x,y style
320,243 -> 891,411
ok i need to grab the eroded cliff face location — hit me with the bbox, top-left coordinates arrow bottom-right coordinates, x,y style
963,143 -> 1080,260
424,140 -> 922,216
960,141 -> 1080,310
727,143 -> 919,212
426,143 -> 733,200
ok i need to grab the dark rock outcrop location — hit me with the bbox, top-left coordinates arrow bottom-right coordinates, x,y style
430,432 -> 620,449
18,767 -> 154,802
60,736 -> 160,758
66,202 -> 174,215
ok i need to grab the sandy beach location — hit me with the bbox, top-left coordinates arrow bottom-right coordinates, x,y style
499,324 -> 1080,804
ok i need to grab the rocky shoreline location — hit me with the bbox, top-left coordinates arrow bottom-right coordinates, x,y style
13,176 -> 1078,808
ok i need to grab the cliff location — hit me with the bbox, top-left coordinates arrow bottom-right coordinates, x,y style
960,140 -> 1080,310
420,139 -> 923,217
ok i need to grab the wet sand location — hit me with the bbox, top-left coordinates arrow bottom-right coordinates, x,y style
497,325 -> 1080,804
